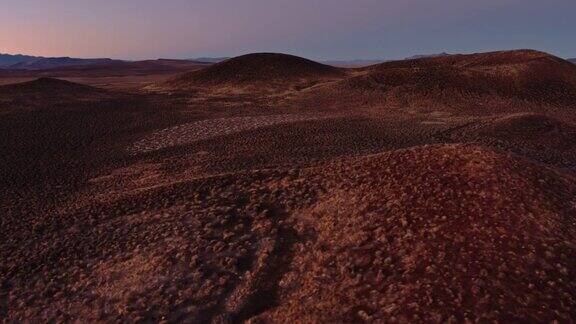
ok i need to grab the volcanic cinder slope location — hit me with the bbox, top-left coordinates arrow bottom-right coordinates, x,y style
294,49 -> 576,115
161,52 -> 345,93
2,49 -> 576,322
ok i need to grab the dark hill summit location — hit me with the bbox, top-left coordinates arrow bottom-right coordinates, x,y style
163,53 -> 344,91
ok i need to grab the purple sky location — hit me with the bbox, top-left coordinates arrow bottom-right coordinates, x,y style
1,0 -> 575,60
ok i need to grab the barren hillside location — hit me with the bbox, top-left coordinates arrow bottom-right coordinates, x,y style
162,53 -> 345,93
293,50 -> 576,115
2,49 -> 576,322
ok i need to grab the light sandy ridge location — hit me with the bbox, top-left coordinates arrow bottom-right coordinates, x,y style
129,114 -> 330,154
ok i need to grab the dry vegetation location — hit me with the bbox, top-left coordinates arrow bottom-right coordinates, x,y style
128,114 -> 334,154
2,49 -> 576,322
293,49 -> 576,115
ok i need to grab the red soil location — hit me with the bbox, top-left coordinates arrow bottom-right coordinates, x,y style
2,144 -> 575,322
256,144 -> 576,322
294,49 -> 576,114
2,49 -> 576,322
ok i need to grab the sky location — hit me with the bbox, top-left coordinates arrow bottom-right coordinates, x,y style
1,0 -> 575,60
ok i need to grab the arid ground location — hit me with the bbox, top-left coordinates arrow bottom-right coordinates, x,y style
1,50 -> 576,322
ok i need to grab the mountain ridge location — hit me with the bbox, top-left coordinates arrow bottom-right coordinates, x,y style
0,53 -> 40,67
0,53 -> 118,70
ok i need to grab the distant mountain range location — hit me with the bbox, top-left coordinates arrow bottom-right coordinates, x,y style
0,54 -> 118,70
9,57 -> 117,70
192,57 -> 230,64
322,59 -> 385,67
404,52 -> 451,60
0,54 -> 212,75
569,58 -> 576,64
0,54 -> 39,67
323,53 -> 454,67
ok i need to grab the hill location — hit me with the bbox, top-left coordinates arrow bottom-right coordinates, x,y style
294,49 -> 576,114
3,48 -> 576,322
0,77 -> 177,198
569,58 -> 576,64
255,144 -> 576,322
3,144 -> 575,322
162,53 -> 345,92
0,77 -> 104,96
0,78 -> 114,109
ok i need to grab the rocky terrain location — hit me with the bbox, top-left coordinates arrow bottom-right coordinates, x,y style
1,49 -> 576,322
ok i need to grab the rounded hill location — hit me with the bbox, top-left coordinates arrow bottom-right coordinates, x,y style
255,144 -> 576,322
293,49 -> 576,113
0,77 -> 101,94
0,78 -> 112,108
163,53 -> 344,90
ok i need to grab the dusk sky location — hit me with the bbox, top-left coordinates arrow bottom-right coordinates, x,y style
1,0 -> 575,60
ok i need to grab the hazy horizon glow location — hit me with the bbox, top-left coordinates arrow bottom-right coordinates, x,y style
1,0 -> 575,60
